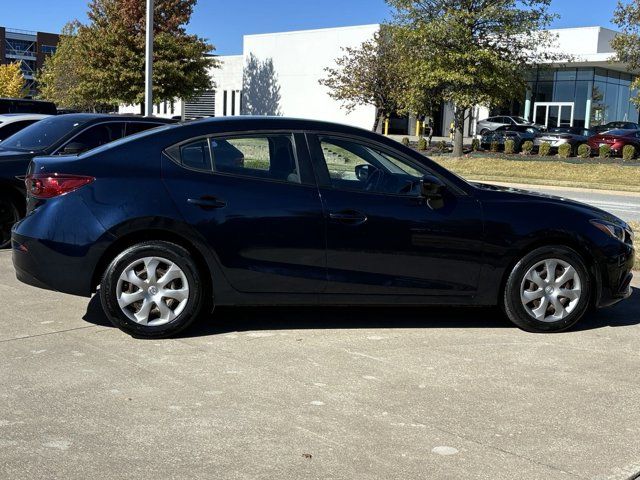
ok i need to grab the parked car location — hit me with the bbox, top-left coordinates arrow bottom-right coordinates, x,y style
593,121 -> 640,133
477,115 -> 545,134
0,114 -> 175,248
533,127 -> 595,152
0,98 -> 57,115
0,114 -> 49,142
587,129 -> 640,156
12,117 -> 634,338
480,124 -> 541,151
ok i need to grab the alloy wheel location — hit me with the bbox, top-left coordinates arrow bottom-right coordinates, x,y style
520,258 -> 582,322
116,256 -> 190,326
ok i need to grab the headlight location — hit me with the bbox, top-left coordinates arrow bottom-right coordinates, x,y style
590,220 -> 626,242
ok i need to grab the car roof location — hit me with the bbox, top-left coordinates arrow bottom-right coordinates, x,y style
176,115 -> 378,135
52,113 -> 176,124
0,113 -> 50,121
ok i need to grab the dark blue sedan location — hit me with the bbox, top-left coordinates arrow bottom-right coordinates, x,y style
11,117 -> 635,338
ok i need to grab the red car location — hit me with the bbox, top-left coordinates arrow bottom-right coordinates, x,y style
587,129 -> 640,156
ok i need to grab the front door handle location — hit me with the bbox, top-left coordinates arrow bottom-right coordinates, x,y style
187,196 -> 227,210
328,210 -> 368,226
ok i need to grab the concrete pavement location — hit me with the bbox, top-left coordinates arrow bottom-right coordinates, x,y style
1,250 -> 640,479
484,181 -> 640,223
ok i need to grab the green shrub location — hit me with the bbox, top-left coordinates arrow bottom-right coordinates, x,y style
417,137 -> 427,151
490,140 -> 500,153
401,137 -> 410,146
471,138 -> 480,151
577,143 -> 591,159
521,141 -> 534,155
599,144 -> 611,158
623,144 -> 636,161
504,139 -> 516,154
436,140 -> 447,153
539,142 -> 552,156
558,143 -> 572,158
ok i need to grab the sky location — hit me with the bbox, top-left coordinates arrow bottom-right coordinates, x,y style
0,0 -> 621,55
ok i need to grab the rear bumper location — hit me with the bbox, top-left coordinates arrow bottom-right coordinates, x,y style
11,224 -> 111,298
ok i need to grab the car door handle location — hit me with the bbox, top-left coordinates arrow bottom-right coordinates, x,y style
187,196 -> 227,210
329,210 -> 368,226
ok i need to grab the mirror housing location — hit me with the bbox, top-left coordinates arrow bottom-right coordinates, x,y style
420,174 -> 445,198
62,142 -> 88,155
355,164 -> 372,182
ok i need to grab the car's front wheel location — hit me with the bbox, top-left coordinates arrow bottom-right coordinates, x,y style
99,241 -> 205,338
503,246 -> 591,333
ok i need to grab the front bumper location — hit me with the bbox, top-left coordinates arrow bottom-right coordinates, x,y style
595,244 -> 635,308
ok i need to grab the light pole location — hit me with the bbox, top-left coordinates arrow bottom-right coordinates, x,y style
144,0 -> 154,117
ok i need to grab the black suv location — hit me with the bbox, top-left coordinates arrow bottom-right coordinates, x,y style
0,114 -> 175,248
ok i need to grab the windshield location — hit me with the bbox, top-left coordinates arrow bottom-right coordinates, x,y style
511,116 -> 529,123
0,116 -> 89,152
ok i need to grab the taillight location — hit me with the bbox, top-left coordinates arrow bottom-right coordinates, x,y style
25,173 -> 95,199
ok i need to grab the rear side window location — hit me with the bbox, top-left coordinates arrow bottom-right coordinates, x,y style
180,139 -> 212,171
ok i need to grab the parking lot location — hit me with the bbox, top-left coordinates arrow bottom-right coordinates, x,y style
1,249 -> 639,479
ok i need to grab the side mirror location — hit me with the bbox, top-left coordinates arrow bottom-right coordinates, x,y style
62,142 -> 87,155
420,174 -> 445,198
355,164 -> 372,182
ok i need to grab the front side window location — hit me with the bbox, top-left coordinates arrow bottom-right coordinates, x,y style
63,123 -> 125,154
317,136 -> 428,196
210,135 -> 300,183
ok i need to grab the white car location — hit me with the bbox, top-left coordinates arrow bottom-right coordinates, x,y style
0,114 -> 50,142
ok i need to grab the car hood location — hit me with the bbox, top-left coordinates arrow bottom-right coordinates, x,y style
472,182 -> 624,224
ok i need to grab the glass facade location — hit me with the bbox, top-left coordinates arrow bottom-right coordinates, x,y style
523,68 -> 640,128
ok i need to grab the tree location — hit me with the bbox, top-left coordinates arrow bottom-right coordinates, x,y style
37,22 -> 102,110
388,0 -> 561,156
320,30 -> 403,132
612,0 -> 640,106
38,0 -> 216,110
242,54 -> 282,116
0,62 -> 27,98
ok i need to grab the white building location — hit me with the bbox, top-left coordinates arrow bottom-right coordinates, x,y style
121,24 -> 639,137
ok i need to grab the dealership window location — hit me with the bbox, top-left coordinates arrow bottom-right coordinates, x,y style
223,91 -> 228,116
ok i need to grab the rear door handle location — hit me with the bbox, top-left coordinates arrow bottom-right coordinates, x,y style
187,196 -> 227,210
328,210 -> 368,226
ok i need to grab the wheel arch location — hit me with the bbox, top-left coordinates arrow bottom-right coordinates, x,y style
91,228 -> 215,303
0,180 -> 26,216
497,234 -> 600,307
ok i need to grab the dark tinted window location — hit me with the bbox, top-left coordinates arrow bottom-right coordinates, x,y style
0,120 -> 37,141
0,116 -> 89,152
64,123 -> 126,153
180,139 -> 212,171
126,122 -> 164,136
0,99 -> 56,115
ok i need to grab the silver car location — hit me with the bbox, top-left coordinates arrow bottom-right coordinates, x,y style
533,127 -> 594,151
477,115 -> 545,135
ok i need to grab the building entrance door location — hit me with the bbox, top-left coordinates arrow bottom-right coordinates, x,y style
533,102 -> 574,128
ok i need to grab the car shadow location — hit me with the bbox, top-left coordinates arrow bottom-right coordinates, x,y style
82,287 -> 639,338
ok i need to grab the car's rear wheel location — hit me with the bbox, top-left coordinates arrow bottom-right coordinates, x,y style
503,246 -> 591,333
99,241 -> 205,338
0,195 -> 20,249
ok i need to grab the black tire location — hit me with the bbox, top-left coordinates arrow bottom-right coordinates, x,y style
99,241 -> 205,338
0,194 -> 20,249
502,245 -> 591,333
